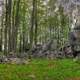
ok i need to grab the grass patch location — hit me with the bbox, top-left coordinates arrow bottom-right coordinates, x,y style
0,59 -> 80,80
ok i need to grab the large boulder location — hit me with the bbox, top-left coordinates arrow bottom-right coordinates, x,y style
8,58 -> 29,64
69,24 -> 80,57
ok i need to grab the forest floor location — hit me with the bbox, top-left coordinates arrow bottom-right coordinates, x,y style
0,59 -> 80,80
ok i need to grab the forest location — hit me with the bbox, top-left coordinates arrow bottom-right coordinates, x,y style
0,0 -> 80,80
0,0 -> 70,58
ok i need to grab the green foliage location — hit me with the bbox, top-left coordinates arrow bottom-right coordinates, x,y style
1,0 -> 71,53
0,59 -> 80,80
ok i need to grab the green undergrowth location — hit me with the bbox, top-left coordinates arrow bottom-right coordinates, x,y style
0,59 -> 80,80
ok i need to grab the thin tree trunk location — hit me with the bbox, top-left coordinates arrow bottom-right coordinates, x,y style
13,0 -> 20,53
8,0 -> 12,53
30,0 -> 35,48
4,0 -> 8,55
34,0 -> 38,46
